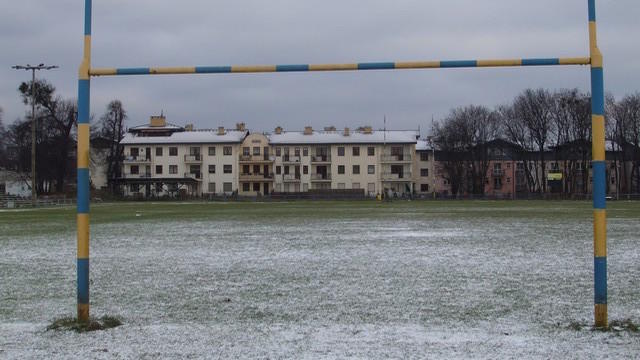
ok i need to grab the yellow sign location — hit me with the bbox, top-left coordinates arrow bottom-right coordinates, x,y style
548,173 -> 563,180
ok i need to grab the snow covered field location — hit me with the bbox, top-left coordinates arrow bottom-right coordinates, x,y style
1,201 -> 639,359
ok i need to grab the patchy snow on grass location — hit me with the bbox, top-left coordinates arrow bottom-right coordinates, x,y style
1,202 -> 639,359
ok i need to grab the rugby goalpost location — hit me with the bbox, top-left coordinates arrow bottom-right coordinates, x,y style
75,0 -> 608,326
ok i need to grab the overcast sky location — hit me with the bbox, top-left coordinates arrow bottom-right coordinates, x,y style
1,0 -> 638,136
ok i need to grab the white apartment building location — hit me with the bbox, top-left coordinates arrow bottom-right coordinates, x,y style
269,126 -> 418,197
119,116 -> 247,197
414,139 -> 436,195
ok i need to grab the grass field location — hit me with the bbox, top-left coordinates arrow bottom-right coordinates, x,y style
1,200 -> 639,359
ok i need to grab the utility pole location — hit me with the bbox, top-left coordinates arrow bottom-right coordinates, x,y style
11,64 -> 59,207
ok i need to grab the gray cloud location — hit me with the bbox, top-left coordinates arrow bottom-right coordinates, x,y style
1,0 -> 638,136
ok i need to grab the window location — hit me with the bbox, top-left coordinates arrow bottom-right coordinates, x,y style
169,147 -> 178,156
303,147 -> 309,156
190,147 -> 200,156
223,146 -> 232,155
208,146 -> 216,156
276,166 -> 281,175
130,165 -> 139,174
352,165 -> 360,175
208,182 -> 216,193
421,168 -> 429,177
284,147 -> 290,155
253,147 -> 260,156
253,183 -> 260,192
337,183 -> 345,189
338,165 -> 345,174
223,165 -> 232,174
368,165 -> 375,174
295,147 -> 300,157
276,147 -> 281,156
156,147 -> 163,156
367,183 -> 375,194
130,147 -> 139,157
169,165 -> 178,174
208,165 -> 216,174
421,184 -> 429,192
338,147 -> 345,156
352,182 -> 360,189
368,147 -> 375,156
303,165 -> 308,175
420,152 -> 429,161
253,165 -> 260,174
156,165 -> 163,174
243,183 -> 250,191
243,147 -> 250,156
243,165 -> 250,174
284,166 -> 290,175
129,184 -> 139,192
352,147 -> 360,156
223,182 -> 232,192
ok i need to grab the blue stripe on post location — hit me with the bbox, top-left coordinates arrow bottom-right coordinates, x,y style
117,68 -> 151,75
77,168 -> 90,213
440,60 -> 477,68
594,256 -> 607,304
592,161 -> 606,209
84,0 -> 92,35
591,67 -> 604,114
522,58 -> 560,66
77,258 -> 90,304
195,66 -> 231,73
358,62 -> 395,70
588,0 -> 596,21
77,80 -> 90,124
276,64 -> 309,72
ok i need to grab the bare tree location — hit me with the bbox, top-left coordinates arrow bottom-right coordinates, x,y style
98,100 -> 127,193
513,88 -> 555,194
497,104 -> 539,193
609,93 -> 640,193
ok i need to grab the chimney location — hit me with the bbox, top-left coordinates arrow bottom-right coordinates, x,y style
343,127 -> 350,136
236,122 -> 246,131
363,126 -> 373,134
185,124 -> 194,131
150,115 -> 166,127
217,126 -> 226,135
304,126 -> 313,135
274,126 -> 283,134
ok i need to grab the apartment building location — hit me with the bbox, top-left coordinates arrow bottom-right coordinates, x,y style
119,116 -> 247,197
269,126 -> 418,196
238,131 -> 274,196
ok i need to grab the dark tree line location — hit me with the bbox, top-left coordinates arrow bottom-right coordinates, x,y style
3,79 -> 127,195
433,88 -> 640,196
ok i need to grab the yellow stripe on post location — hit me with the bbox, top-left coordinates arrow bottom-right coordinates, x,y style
150,67 -> 196,74
83,35 -> 92,63
77,214 -> 90,258
90,68 -> 118,76
594,210 -> 607,257
231,65 -> 277,73
395,61 -> 440,69
595,304 -> 608,327
477,59 -> 522,67
77,124 -> 90,168
592,115 -> 605,161
589,22 -> 598,50
308,63 -> 358,71
559,57 -> 591,65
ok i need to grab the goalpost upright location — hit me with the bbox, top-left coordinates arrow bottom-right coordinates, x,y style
76,0 -> 607,327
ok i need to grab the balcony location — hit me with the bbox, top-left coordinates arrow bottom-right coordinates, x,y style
123,155 -> 151,164
239,154 -> 273,163
282,155 -> 301,164
492,169 -> 505,177
283,174 -> 301,182
123,172 -> 152,179
184,154 -> 202,163
311,155 -> 331,163
239,172 -> 275,182
382,172 -> 412,181
310,173 -> 332,182
184,172 -> 203,181
381,154 -> 412,163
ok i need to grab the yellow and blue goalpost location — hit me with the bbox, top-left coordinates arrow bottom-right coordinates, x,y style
76,0 -> 608,327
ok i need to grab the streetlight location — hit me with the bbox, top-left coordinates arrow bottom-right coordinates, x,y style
11,63 -> 59,207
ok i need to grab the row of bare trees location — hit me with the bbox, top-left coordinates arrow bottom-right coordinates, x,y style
2,79 -> 127,195
433,88 -> 640,196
